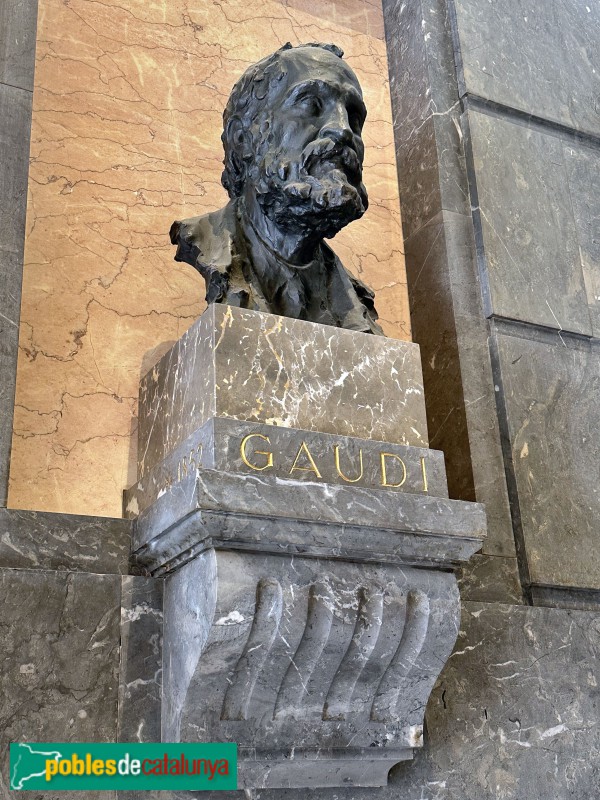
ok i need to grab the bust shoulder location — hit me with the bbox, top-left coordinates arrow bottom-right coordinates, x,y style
170,201 -> 237,275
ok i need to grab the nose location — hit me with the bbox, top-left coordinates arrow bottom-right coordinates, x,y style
319,103 -> 354,146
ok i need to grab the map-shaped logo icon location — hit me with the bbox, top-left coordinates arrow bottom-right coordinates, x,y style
11,743 -> 63,790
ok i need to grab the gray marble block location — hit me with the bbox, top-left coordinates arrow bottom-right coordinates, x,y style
125,417 -> 448,518
565,142 -> 600,338
492,327 -> 600,591
0,507 -> 131,573
0,568 -> 121,799
137,304 -> 428,479
465,108 -> 591,335
118,576 -> 163,744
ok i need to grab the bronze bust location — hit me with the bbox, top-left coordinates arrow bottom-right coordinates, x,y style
170,42 -> 383,335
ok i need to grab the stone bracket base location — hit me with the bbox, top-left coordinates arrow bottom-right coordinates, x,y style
161,548 -> 463,788
237,748 -> 414,789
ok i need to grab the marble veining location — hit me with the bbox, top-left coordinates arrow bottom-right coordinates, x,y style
137,304 -> 427,479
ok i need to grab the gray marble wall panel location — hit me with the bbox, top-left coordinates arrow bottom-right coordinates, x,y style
0,568 -> 121,799
0,0 -> 38,91
465,108 -> 591,334
457,554 -> 522,605
0,507 -> 131,573
138,305 -> 429,479
451,0 -> 600,138
0,82 -> 34,506
565,142 -> 600,337
118,576 -> 163,743
392,601 -> 600,799
493,327 -> 600,591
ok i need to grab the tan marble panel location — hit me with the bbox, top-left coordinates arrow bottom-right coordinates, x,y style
9,0 -> 410,517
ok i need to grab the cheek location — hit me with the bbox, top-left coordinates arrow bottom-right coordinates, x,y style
271,119 -> 320,153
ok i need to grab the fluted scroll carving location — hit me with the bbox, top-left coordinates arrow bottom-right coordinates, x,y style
169,553 -> 461,772
274,580 -> 334,718
221,578 -> 283,721
215,575 -> 434,724
323,586 -> 384,720
371,589 -> 430,722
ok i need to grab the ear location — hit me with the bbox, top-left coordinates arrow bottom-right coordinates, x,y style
226,115 -> 252,161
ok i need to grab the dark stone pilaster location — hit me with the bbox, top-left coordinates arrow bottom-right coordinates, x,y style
383,0 -> 520,602
0,0 -> 38,506
384,0 -> 600,602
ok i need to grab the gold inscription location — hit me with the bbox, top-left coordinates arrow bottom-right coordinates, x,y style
380,452 -> 407,488
240,433 -> 274,471
420,456 -> 428,493
156,435 -> 434,504
289,441 -> 322,478
176,444 -> 203,482
333,445 -> 364,483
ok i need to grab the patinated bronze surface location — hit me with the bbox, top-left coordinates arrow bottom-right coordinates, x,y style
170,43 -> 383,334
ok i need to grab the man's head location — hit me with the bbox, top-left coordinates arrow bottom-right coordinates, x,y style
221,43 -> 368,240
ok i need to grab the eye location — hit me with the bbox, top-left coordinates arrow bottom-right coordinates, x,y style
347,103 -> 365,134
295,93 -> 322,115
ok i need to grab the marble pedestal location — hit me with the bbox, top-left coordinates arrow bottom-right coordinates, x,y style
126,305 -> 486,789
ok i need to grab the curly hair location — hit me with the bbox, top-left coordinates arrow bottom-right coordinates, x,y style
221,42 -> 345,198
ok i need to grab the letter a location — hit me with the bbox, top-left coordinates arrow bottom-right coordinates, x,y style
290,441 -> 322,478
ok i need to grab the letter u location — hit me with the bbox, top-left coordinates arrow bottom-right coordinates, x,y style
333,445 -> 364,483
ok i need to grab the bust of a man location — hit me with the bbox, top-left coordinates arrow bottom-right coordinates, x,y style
170,42 -> 383,335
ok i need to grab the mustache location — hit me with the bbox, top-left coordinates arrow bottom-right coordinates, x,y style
301,137 -> 361,177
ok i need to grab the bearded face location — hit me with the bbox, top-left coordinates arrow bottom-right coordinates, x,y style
233,48 -> 369,242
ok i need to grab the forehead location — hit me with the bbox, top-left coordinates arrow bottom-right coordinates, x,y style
277,48 -> 363,96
